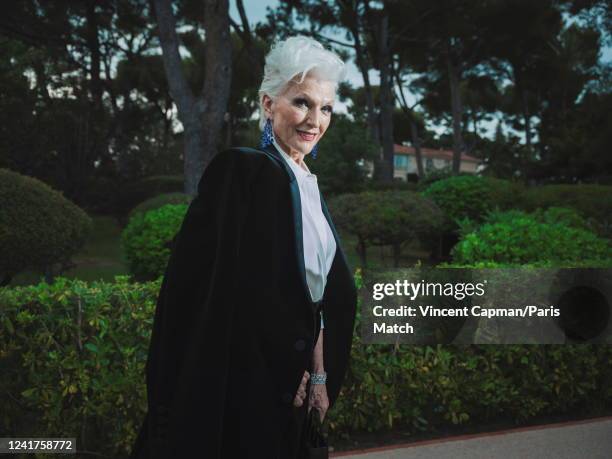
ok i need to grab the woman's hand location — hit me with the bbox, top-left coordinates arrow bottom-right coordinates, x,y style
293,370 -> 310,407
308,383 -> 329,421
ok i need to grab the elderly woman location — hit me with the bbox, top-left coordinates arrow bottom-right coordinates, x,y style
130,36 -> 357,459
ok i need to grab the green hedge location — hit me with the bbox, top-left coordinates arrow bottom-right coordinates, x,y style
422,175 -> 524,231
2,275 -> 612,456
452,210 -> 611,266
329,191 -> 443,266
0,168 -> 92,281
121,204 -> 188,281
523,184 -> 612,238
0,276 -> 157,456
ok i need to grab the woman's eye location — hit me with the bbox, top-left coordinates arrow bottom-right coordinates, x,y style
294,98 -> 308,108
323,105 -> 333,114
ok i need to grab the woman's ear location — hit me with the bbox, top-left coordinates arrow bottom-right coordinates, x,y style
262,94 -> 273,119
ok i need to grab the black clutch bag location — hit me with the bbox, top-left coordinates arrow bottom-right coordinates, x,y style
299,407 -> 328,459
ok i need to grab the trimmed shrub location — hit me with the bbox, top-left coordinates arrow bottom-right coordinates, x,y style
533,207 -> 591,231
0,168 -> 92,282
121,204 -> 188,281
523,184 -> 612,238
451,210 -> 611,266
0,276 -> 157,456
457,207 -> 593,239
129,192 -> 192,220
329,190 -> 444,267
422,175 -> 524,231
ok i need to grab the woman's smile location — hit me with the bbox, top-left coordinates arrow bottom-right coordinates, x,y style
297,129 -> 316,142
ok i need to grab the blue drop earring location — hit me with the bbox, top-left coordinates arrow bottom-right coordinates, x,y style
310,144 -> 318,159
259,118 -> 274,149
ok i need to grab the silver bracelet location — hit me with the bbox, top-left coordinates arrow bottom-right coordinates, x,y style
311,372 -> 327,385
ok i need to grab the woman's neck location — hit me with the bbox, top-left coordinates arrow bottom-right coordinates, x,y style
274,137 -> 306,167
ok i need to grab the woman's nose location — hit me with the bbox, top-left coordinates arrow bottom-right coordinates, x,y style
306,108 -> 321,128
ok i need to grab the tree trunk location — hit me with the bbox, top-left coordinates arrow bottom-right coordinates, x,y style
446,52 -> 464,175
377,12 -> 394,183
348,18 -> 379,144
522,88 -> 532,180
182,115 -> 206,194
85,0 -> 102,107
410,120 -> 425,177
152,0 -> 231,196
201,0 -> 232,172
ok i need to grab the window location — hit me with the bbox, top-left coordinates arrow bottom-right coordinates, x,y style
394,155 -> 409,169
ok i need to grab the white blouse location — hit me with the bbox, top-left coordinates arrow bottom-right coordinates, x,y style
273,139 -> 336,327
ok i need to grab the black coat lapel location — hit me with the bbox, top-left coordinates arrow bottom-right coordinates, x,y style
262,144 -> 313,305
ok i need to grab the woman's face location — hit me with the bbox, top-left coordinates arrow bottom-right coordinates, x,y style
263,75 -> 335,157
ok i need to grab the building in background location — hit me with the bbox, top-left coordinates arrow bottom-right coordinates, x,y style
364,143 -> 481,181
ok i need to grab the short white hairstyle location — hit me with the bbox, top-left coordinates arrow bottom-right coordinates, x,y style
257,35 -> 347,130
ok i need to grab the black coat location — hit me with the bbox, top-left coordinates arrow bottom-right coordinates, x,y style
130,144 -> 357,458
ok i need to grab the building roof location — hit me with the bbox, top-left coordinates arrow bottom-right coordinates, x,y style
394,144 -> 479,163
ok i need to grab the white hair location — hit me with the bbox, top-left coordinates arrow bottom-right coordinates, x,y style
257,35 -> 347,130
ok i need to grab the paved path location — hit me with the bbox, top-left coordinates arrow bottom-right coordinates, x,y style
331,416 -> 612,459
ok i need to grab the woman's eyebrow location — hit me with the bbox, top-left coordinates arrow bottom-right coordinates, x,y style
294,93 -> 334,105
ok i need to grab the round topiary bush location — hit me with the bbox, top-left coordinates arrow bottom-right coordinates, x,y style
451,210 -> 611,266
0,168 -> 92,283
329,190 -> 444,266
129,192 -> 192,220
121,203 -> 188,281
422,175 -> 524,230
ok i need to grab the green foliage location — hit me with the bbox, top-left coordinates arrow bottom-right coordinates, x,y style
452,210 -> 611,265
1,275 -> 611,455
129,192 -> 192,220
121,204 -> 188,281
330,190 -> 444,245
0,168 -> 92,279
330,301 -> 612,437
422,175 -> 524,231
458,207 -> 592,238
306,115 -> 379,196
416,169 -> 470,191
329,190 -> 443,266
0,276 -> 158,456
523,184 -> 612,238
